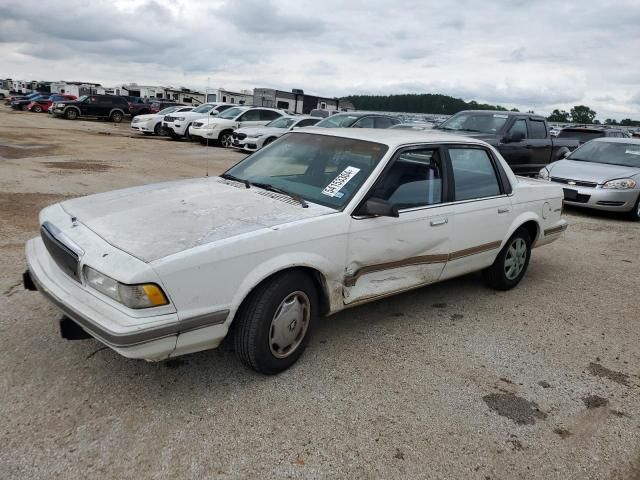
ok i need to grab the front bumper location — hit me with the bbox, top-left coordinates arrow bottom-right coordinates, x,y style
163,122 -> 188,136
190,127 -> 220,140
25,238 -> 229,360
559,185 -> 640,212
131,120 -> 155,133
232,138 -> 260,152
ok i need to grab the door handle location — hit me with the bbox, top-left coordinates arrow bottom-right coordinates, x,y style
498,207 -> 511,214
430,218 -> 448,226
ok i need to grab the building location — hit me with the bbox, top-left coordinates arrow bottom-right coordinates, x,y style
252,88 -> 353,114
161,87 -> 205,104
119,84 -> 165,99
49,81 -> 103,97
205,88 -> 253,105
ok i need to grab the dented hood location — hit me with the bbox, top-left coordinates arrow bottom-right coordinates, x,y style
60,177 -> 333,262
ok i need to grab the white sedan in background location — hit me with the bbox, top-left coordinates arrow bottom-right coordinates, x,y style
24,130 -> 567,374
188,106 -> 284,147
232,115 -> 321,152
130,106 -> 193,135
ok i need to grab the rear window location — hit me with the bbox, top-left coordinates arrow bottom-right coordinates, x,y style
558,129 -> 604,143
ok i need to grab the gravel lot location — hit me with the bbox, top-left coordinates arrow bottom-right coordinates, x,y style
1,108 -> 639,480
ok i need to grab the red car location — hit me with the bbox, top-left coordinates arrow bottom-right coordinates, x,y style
27,94 -> 77,113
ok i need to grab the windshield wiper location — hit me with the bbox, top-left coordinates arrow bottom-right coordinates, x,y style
250,182 -> 309,208
220,173 -> 250,188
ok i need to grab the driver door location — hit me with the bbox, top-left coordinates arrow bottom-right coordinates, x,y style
344,147 -> 452,304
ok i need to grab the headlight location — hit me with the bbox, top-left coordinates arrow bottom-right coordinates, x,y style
175,116 -> 186,121
83,266 -> 169,309
538,167 -> 550,181
602,178 -> 637,190
56,103 -> 65,108
132,117 -> 140,123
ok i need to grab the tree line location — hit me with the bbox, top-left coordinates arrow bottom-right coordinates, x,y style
344,94 -> 639,126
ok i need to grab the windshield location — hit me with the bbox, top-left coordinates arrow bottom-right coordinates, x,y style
224,133 -> 389,209
437,112 -> 509,134
315,114 -> 361,128
267,117 -> 296,128
158,106 -> 179,115
192,104 -> 213,113
76,95 -> 88,102
558,129 -> 604,143
218,107 -> 245,119
568,141 -> 640,168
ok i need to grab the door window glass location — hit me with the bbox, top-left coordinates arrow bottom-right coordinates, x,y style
353,117 -> 374,128
370,149 -> 442,209
509,119 -> 528,139
238,109 -> 261,121
374,117 -> 394,129
528,120 -> 547,139
259,109 -> 282,121
449,148 -> 501,201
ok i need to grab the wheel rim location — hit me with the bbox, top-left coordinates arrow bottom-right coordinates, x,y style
269,291 -> 310,359
34,106 -> 42,113
222,134 -> 232,147
504,238 -> 527,280
68,110 -> 77,119
113,113 -> 122,122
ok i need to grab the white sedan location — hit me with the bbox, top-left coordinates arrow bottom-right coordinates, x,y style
188,107 -> 284,147
130,106 -> 194,135
24,130 -> 567,374
232,115 -> 321,152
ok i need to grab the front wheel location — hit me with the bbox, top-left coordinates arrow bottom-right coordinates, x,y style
219,132 -> 233,148
33,105 -> 43,113
64,108 -> 78,120
21,104 -> 29,111
154,122 -> 162,135
482,228 -> 532,290
234,271 -> 317,374
627,195 -> 640,222
110,111 -> 123,123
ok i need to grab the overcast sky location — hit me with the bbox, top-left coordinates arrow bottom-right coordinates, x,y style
1,0 -> 639,119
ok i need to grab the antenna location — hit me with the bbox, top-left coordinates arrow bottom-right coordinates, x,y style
205,76 -> 210,177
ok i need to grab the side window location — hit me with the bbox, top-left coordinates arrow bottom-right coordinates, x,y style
509,119 -> 528,139
449,148 -> 501,201
259,110 -> 281,121
353,117 -> 374,128
370,149 -> 443,209
297,119 -> 319,127
374,117 -> 394,129
238,109 -> 261,121
528,120 -> 547,139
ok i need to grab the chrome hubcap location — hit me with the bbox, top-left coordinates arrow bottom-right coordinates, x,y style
269,291 -> 310,359
222,135 -> 232,147
504,238 -> 527,280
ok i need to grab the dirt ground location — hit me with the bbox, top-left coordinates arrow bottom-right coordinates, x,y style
0,107 -> 639,480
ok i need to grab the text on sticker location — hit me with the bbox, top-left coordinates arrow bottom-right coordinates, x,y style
322,166 -> 361,197
625,149 -> 640,156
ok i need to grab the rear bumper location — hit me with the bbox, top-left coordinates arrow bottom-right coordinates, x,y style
25,238 -> 229,360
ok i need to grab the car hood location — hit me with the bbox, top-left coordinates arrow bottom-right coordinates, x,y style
174,111 -> 213,121
547,159 -> 640,183
59,177 -> 334,262
134,113 -> 158,121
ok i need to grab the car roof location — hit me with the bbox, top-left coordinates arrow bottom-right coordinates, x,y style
327,111 -> 398,118
295,127 -> 492,149
590,137 -> 640,145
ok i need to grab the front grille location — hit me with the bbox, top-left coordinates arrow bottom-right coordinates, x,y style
563,191 -> 590,203
164,116 -> 175,122
40,223 -> 81,282
596,201 -> 625,207
551,177 -> 598,188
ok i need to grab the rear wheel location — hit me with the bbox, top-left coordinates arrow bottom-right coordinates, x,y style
32,104 -> 43,113
110,111 -> 123,123
21,104 -> 29,111
220,131 -> 233,148
628,195 -> 640,221
234,271 -> 317,374
483,228 -> 532,290
64,108 -> 78,120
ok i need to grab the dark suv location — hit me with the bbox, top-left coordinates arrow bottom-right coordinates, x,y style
50,94 -> 130,123
558,126 -> 629,144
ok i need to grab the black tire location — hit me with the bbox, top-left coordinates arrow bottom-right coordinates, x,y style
33,104 -> 43,113
110,111 -> 123,123
234,271 -> 317,374
153,122 -> 162,135
21,104 -> 29,111
264,137 -> 276,146
219,131 -> 233,148
627,194 -> 640,222
482,228 -> 532,291
185,125 -> 192,140
64,108 -> 78,120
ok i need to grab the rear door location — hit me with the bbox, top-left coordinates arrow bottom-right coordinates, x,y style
440,146 -> 512,280
526,118 -> 553,171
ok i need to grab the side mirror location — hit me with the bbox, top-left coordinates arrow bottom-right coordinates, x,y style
508,131 -> 525,142
357,198 -> 399,218
563,150 -> 570,158
210,111 -> 218,116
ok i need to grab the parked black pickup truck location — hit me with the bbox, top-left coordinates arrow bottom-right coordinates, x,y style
435,110 -> 579,175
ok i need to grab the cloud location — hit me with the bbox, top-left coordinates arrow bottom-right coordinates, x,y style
0,0 -> 639,119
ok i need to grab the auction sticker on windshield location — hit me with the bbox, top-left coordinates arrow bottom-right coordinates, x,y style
322,166 -> 360,197
625,149 -> 640,156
